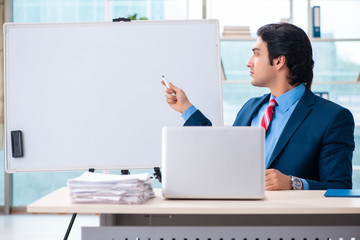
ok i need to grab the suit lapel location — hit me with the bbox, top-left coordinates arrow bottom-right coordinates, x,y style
243,94 -> 270,125
267,89 -> 316,168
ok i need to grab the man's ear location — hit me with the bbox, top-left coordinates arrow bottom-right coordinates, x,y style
275,55 -> 286,69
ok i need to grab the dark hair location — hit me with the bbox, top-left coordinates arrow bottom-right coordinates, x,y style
257,23 -> 314,89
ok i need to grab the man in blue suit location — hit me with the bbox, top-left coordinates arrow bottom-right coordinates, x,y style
162,23 -> 355,190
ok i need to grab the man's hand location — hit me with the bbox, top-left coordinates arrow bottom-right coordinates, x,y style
161,81 -> 192,114
265,169 -> 292,190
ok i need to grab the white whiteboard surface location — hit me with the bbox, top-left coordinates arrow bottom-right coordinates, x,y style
4,20 -> 223,172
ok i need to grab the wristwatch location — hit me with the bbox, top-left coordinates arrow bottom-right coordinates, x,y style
290,176 -> 303,190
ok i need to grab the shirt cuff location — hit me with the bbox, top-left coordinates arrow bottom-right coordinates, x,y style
182,105 -> 197,121
301,179 -> 309,190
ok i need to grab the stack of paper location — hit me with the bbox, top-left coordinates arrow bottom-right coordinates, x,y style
67,172 -> 155,204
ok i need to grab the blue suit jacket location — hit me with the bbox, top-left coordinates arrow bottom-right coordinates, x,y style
184,88 -> 355,190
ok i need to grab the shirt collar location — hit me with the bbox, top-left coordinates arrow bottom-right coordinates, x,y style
270,83 -> 305,113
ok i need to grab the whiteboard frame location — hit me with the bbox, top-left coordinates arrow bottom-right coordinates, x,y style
3,20 -> 223,172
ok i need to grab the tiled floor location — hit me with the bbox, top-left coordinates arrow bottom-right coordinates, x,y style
0,214 -> 99,240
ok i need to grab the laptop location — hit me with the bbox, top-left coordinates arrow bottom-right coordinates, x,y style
162,126 -> 265,199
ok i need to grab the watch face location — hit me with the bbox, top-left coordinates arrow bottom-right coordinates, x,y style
293,178 -> 302,189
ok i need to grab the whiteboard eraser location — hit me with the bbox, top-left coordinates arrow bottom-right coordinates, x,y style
11,130 -> 23,158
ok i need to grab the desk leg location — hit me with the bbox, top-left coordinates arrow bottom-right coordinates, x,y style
63,213 -> 77,240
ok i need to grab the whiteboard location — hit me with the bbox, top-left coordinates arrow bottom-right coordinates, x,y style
4,20 -> 223,172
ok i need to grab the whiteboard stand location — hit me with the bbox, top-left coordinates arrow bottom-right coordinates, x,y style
4,19 -> 222,239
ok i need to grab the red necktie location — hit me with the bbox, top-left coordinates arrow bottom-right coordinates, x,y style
260,99 -> 277,133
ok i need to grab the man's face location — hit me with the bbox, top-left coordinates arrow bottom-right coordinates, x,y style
246,37 -> 277,88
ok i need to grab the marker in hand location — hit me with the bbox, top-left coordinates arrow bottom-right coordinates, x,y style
162,75 -> 175,96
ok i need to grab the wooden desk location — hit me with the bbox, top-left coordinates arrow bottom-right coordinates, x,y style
28,187 -> 360,239
28,187 -> 360,215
